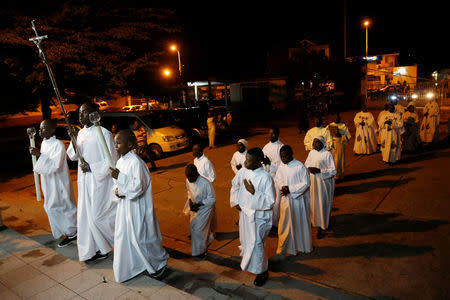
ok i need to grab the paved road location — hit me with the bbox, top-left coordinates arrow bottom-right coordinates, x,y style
1,110 -> 449,299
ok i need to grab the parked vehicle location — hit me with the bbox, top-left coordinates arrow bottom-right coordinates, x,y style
100,111 -> 189,158
122,105 -> 144,112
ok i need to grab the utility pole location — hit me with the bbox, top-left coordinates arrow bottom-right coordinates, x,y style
344,0 -> 347,58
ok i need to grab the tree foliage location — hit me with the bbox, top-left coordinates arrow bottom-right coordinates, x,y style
0,2 -> 180,115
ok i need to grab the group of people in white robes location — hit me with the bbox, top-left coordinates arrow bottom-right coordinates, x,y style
31,102 -> 169,285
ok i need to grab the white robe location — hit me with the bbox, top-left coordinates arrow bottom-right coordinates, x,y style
395,104 -> 405,120
262,140 -> 283,225
194,154 -> 217,231
230,167 -> 275,274
67,125 -> 117,261
305,149 -> 336,230
274,159 -> 312,255
34,136 -> 77,239
304,127 -> 333,151
420,100 -> 440,143
378,112 -> 404,163
183,176 -> 216,256
353,111 -> 377,154
377,110 -> 389,144
112,151 -> 168,283
230,150 -> 247,174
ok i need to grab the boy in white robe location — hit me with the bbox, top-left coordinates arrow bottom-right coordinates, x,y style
183,164 -> 216,258
262,126 -> 283,227
67,102 -> 117,262
327,113 -> 351,181
305,136 -> 336,239
378,104 -> 404,164
304,117 -> 333,151
110,130 -> 168,282
230,147 -> 275,286
193,143 -> 217,231
230,139 -> 248,174
353,105 -> 377,155
420,99 -> 440,144
275,145 -> 312,255
29,119 -> 77,248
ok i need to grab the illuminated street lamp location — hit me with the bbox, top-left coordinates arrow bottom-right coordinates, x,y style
162,68 -> 171,77
364,20 -> 370,58
170,44 -> 182,76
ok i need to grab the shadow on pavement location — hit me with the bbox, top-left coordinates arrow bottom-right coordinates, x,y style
328,213 -> 449,238
214,231 -> 239,241
341,167 -> 422,183
335,177 -> 415,196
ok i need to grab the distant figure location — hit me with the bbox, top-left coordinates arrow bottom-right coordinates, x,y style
207,111 -> 216,149
378,104 -> 404,164
110,130 -> 168,282
304,117 -> 333,151
230,139 -> 248,174
305,136 -> 336,239
275,145 -> 312,255
353,105 -> 377,155
402,104 -> 421,153
377,104 -> 390,146
230,147 -> 275,286
327,113 -> 351,181
29,119 -> 77,248
111,124 -> 118,138
183,164 -> 216,258
420,99 -> 440,144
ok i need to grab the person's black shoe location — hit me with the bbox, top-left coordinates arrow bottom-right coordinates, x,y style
317,228 -> 324,239
149,265 -> 167,279
253,271 -> 269,286
58,234 -> 77,248
85,251 -> 108,263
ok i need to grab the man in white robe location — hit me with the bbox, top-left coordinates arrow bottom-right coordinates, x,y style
110,130 -> 168,282
353,105 -> 377,155
67,102 -> 117,262
327,113 -> 351,181
183,164 -> 216,257
193,144 -> 217,231
30,119 -> 77,248
262,126 -> 283,226
377,104 -> 390,146
230,147 -> 275,286
304,118 -> 333,151
378,104 -> 404,164
230,139 -> 248,174
420,99 -> 440,144
274,145 -> 312,255
305,136 -> 336,239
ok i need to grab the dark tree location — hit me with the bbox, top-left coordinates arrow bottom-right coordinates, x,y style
0,2 -> 180,117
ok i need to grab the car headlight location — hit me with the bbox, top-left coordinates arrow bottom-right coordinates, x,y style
162,136 -> 176,142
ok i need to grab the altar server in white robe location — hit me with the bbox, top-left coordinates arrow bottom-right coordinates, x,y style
193,144 -> 217,231
353,105 -> 377,155
110,130 -> 168,282
378,104 -> 404,164
262,126 -> 283,226
230,139 -> 248,174
29,119 -> 77,248
67,102 -> 117,262
183,164 -> 216,258
274,145 -> 312,255
420,99 -> 440,144
305,136 -> 336,239
304,117 -> 333,152
377,104 -> 390,146
230,147 -> 275,286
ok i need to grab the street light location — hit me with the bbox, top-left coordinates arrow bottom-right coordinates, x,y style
162,68 -> 171,77
363,20 -> 370,58
170,44 -> 182,76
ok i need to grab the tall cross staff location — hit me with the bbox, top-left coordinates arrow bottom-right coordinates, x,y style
28,20 -> 86,164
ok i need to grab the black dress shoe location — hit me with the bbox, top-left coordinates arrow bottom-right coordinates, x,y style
85,251 -> 108,263
149,265 -> 167,279
253,271 -> 268,286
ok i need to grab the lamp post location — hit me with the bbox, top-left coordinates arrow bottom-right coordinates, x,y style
170,45 -> 182,77
363,20 -> 370,104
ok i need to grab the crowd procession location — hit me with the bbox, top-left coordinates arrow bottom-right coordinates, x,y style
27,99 -> 441,287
